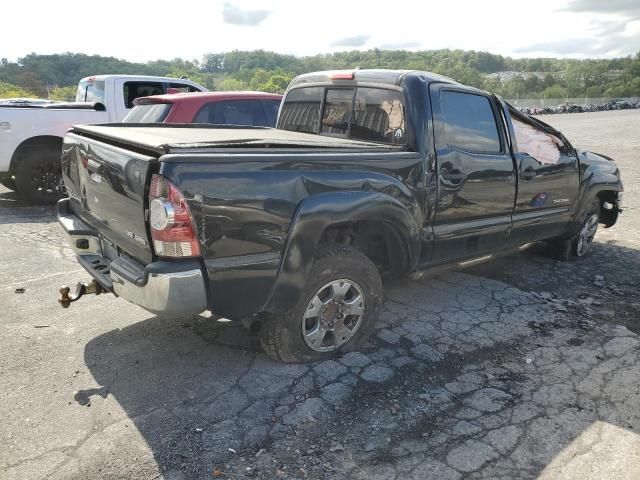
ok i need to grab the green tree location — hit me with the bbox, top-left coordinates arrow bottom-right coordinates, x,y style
167,68 -> 207,88
49,85 -> 76,101
542,85 -> 568,99
217,77 -> 246,91
248,69 -> 271,90
0,81 -> 33,99
261,74 -> 293,93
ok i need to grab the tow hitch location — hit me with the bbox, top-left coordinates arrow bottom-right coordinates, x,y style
58,280 -> 104,308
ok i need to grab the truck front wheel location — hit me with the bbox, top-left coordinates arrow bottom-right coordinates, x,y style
15,149 -> 64,205
260,246 -> 383,363
546,199 -> 600,261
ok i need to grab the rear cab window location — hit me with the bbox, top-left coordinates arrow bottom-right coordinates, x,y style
123,82 -> 164,108
122,81 -> 200,109
76,80 -> 106,104
279,86 -> 406,145
261,100 -> 281,127
194,99 -> 279,127
278,87 -> 323,133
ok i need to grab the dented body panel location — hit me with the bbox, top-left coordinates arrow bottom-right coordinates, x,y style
157,151 -> 424,317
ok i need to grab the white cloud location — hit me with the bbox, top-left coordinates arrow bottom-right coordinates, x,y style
222,2 -> 271,26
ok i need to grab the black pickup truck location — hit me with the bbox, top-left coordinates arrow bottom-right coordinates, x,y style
57,69 -> 623,362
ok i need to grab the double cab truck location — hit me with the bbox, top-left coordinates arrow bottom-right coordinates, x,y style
124,91 -> 283,127
56,70 -> 623,363
0,74 -> 205,204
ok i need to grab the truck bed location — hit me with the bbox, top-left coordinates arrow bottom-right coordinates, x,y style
71,124 -> 399,155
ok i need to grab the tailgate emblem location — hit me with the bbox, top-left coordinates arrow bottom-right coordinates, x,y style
127,230 -> 148,246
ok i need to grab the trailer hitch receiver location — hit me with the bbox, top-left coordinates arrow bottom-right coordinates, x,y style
58,280 -> 104,308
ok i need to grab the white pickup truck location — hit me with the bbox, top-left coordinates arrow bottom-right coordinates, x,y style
0,74 -> 206,203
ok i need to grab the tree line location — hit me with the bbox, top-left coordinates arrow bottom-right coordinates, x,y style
1,50 -> 639,101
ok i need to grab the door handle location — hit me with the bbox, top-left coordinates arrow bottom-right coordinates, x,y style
443,172 -> 466,183
440,167 -> 466,183
522,167 -> 537,180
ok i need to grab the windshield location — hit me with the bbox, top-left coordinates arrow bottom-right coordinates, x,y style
278,86 -> 406,145
122,103 -> 172,123
76,80 -> 106,104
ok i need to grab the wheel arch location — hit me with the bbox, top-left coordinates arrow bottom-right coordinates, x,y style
575,165 -> 623,231
10,135 -> 64,174
261,191 -> 421,314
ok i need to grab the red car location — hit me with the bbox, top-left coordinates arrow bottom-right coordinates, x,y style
122,91 -> 283,127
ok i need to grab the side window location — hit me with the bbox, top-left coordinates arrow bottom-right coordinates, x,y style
261,99 -> 281,127
194,100 -> 268,126
440,91 -> 501,153
512,118 -> 567,165
123,82 -> 164,108
321,88 -> 354,136
278,87 -> 323,133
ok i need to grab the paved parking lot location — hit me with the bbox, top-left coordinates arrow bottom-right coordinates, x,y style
1,110 -> 639,480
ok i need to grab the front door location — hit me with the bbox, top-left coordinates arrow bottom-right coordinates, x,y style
429,85 -> 516,264
503,106 -> 580,245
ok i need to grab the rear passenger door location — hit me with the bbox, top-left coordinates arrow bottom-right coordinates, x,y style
429,85 -> 516,264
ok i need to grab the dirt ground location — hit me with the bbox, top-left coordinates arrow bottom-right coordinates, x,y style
1,109 -> 639,480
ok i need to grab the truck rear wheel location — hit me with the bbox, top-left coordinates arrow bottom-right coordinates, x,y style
260,246 -> 383,363
15,148 -> 64,205
0,175 -> 16,191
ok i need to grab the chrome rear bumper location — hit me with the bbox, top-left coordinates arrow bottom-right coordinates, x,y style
57,198 -> 208,316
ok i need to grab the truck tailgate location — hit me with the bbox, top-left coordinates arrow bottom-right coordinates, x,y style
61,132 -> 157,264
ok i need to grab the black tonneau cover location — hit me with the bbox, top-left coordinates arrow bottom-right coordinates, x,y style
71,123 -> 398,155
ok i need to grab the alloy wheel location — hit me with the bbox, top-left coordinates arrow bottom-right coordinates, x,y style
302,279 -> 365,352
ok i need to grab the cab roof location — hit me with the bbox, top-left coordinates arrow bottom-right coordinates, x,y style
79,74 -> 204,84
288,69 -> 459,89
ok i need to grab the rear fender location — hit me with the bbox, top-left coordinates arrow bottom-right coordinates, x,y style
262,191 -> 420,314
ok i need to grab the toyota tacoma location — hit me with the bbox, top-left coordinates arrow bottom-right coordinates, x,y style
56,70 -> 623,362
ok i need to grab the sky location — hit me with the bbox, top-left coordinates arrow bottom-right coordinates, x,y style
1,0 -> 639,62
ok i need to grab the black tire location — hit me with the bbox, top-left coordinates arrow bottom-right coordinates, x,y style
14,148 -> 64,205
545,199 -> 600,261
260,246 -> 383,363
0,175 -> 16,191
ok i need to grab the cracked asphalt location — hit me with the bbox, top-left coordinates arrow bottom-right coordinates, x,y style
1,110 -> 639,480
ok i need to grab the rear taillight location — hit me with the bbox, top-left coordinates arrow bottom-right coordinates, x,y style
149,174 -> 200,257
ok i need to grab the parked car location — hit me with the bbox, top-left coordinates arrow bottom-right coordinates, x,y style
56,69 -> 623,363
123,91 -> 283,127
0,75 -> 206,203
